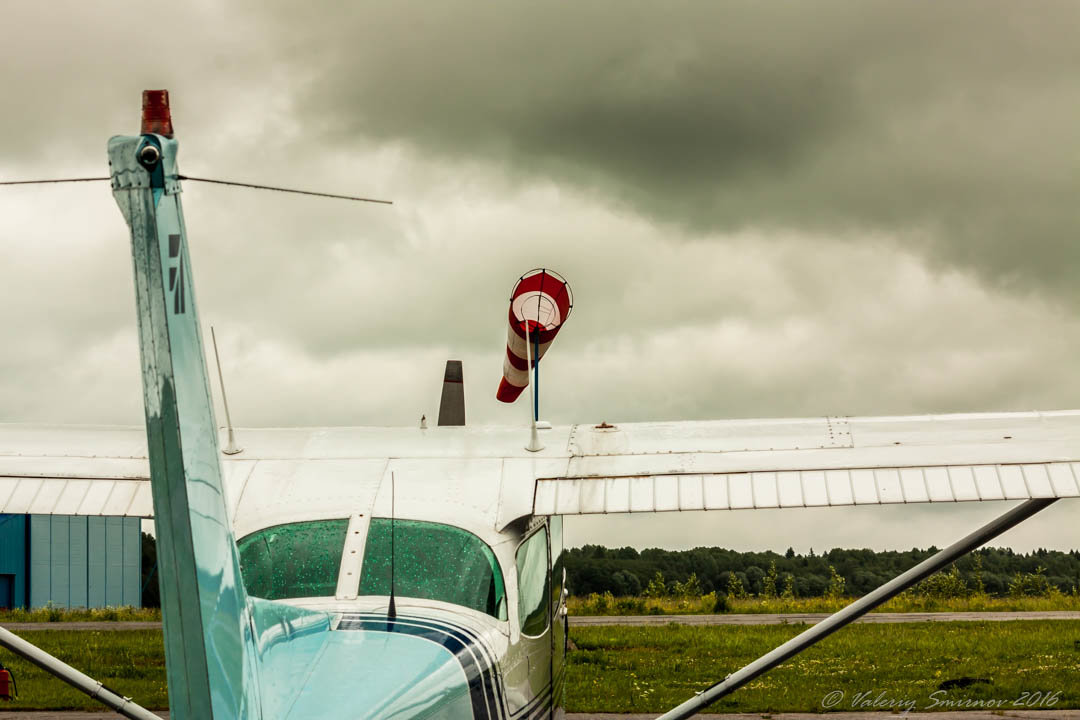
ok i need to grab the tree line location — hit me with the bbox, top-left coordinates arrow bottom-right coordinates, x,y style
564,544 -> 1080,598
140,534 -> 1080,607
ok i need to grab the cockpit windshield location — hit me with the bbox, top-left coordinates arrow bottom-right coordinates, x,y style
237,518 -> 506,621
237,518 -> 349,600
359,518 -> 507,620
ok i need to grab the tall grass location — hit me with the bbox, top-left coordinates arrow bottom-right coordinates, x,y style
1,622 -> 1076,713
0,606 -> 161,623
0,630 -> 167,710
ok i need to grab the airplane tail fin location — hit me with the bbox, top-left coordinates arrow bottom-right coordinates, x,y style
111,91 -> 362,720
110,92 -> 261,720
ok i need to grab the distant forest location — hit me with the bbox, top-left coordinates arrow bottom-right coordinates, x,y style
563,545 -> 1080,598
140,535 -> 1080,607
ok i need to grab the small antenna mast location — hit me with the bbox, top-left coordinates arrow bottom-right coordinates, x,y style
388,471 -> 397,619
210,326 -> 242,455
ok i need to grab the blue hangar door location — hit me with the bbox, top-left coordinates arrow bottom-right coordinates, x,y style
0,574 -> 12,609
0,513 -> 28,609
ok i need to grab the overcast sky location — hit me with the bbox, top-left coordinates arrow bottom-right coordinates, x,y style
2,1 -> 1079,553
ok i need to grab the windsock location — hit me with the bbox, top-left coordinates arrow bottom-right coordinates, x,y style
497,269 -> 573,403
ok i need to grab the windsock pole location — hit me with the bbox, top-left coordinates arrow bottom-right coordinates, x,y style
525,321 -> 543,452
533,283 -> 543,422
533,330 -> 540,420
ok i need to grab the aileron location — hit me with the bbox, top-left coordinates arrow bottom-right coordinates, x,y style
534,461 -> 1080,515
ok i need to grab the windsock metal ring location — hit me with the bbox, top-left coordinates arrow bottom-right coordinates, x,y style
497,268 -> 573,403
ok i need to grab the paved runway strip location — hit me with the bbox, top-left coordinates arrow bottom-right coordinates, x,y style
4,712 -> 1080,720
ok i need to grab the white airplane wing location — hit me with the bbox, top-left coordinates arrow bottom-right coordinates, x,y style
5,409 -> 1080,523
0,425 -> 152,517
532,410 -> 1080,515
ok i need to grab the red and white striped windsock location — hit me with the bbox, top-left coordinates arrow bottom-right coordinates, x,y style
497,269 -> 573,403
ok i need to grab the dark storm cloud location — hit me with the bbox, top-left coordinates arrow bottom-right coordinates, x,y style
4,1 -> 1080,552
0,3 -> 292,170
269,1 -> 1080,300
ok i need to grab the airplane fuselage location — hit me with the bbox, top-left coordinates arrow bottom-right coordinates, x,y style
249,513 -> 567,720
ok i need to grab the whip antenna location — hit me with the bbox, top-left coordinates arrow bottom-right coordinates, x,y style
388,471 -> 397,620
210,326 -> 242,455
177,175 -> 392,205
0,177 -> 109,186
2,177 -> 391,205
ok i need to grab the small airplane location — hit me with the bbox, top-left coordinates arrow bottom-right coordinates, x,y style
2,90 -> 1079,720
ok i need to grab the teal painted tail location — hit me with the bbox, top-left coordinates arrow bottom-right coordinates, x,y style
109,133 -> 261,719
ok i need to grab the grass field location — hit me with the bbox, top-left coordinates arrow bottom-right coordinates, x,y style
567,592 -> 1080,616
567,620 -> 1080,714
0,630 -> 167,710
2,621 -> 1079,713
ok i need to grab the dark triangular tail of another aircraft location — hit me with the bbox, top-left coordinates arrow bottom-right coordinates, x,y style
437,360 -> 466,426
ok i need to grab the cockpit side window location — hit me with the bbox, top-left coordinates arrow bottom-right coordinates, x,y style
516,526 -> 550,637
358,518 -> 507,620
237,519 -> 349,600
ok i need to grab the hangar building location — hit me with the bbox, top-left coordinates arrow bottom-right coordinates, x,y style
0,514 -> 142,610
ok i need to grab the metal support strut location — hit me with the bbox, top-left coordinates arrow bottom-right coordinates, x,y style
656,497 -> 1059,720
0,625 -> 160,720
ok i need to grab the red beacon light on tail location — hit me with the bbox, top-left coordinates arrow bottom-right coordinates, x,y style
141,89 -> 174,137
497,269 -> 573,404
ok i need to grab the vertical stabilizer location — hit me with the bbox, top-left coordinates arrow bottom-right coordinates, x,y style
437,360 -> 466,426
109,92 -> 259,720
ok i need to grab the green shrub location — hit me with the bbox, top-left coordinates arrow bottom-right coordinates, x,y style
781,574 -> 796,600
1009,566 -> 1053,598
672,573 -> 702,598
726,572 -> 749,599
972,553 -> 987,596
761,561 -> 779,599
643,572 -> 668,598
918,565 -> 970,599
580,591 -> 616,614
614,596 -> 647,614
825,566 -> 846,599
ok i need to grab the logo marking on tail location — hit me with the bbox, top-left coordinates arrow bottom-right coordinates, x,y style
168,233 -> 186,314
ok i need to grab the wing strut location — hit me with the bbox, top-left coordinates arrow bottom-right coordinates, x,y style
0,626 -> 159,720
656,497 -> 1058,720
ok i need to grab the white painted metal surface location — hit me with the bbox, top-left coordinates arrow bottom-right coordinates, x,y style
335,513 -> 371,600
4,409 -> 1080,529
533,462 -> 1080,515
0,476 -> 152,516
